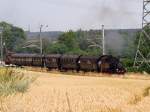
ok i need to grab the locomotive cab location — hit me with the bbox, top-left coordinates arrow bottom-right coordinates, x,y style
98,55 -> 126,74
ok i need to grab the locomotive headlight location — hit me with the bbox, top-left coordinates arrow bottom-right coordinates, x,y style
98,61 -> 101,65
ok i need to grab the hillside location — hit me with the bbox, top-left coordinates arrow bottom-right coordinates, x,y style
26,29 -> 140,41
26,31 -> 63,41
25,29 -> 141,56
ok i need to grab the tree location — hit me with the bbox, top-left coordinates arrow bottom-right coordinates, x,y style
46,43 -> 69,54
47,30 -> 103,55
0,21 -> 26,52
58,30 -> 79,51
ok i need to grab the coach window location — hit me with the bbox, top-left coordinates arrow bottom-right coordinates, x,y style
69,58 -> 71,63
48,58 -> 50,62
21,57 -> 22,63
28,57 -> 30,62
26,57 -> 27,62
36,57 -> 39,61
65,59 -> 67,63
29,58 -> 32,62
13,57 -> 15,62
20,57 -> 22,62
69,59 -> 71,63
26,57 -> 28,62
36,57 -> 38,62
73,59 -> 75,63
15,57 -> 17,62
52,59 -> 55,62
17,57 -> 20,62
17,57 -> 19,62
65,58 -> 67,63
16,57 -> 17,62
71,59 -> 73,63
20,58 -> 22,63
34,57 -> 37,62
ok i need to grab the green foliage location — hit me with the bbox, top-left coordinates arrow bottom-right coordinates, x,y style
121,58 -> 150,73
58,31 -> 79,50
121,58 -> 138,73
47,30 -> 102,55
0,68 -> 34,96
138,65 -> 150,73
122,58 -> 134,67
135,27 -> 150,57
46,43 -> 69,54
0,21 -> 26,52
133,27 -> 150,73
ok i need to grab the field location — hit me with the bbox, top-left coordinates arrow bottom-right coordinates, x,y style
2,69 -> 150,112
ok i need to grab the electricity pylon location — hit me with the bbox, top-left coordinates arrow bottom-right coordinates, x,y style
134,0 -> 150,68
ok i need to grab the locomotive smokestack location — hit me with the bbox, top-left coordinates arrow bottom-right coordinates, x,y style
102,25 -> 105,55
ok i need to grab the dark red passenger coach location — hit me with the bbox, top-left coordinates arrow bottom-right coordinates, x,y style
5,52 -> 126,74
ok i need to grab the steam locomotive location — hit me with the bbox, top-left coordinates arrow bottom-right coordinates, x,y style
5,52 -> 126,74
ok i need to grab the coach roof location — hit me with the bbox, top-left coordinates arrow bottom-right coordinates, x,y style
11,53 -> 43,58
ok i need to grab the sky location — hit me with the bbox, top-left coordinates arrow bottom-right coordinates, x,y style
0,0 -> 142,31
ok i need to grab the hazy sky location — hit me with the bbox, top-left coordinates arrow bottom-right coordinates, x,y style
0,0 -> 142,31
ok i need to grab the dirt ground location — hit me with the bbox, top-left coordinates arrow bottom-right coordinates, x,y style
2,70 -> 150,112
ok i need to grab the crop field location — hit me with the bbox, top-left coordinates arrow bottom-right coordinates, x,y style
1,69 -> 150,112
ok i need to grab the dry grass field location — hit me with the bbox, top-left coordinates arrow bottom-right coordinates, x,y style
2,69 -> 150,112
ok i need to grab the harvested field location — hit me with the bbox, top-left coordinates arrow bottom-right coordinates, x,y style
2,70 -> 150,112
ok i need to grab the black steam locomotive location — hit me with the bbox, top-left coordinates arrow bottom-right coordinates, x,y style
5,52 -> 126,74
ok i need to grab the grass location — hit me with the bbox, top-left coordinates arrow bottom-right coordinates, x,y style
143,86 -> 150,97
128,94 -> 142,105
0,68 -> 34,96
0,68 -> 35,112
1,70 -> 150,112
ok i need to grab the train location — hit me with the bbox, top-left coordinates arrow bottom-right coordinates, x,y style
5,52 -> 126,74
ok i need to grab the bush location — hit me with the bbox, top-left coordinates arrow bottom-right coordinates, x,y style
122,58 -> 134,67
0,68 -> 34,96
138,65 -> 150,74
126,67 -> 139,73
121,58 -> 150,74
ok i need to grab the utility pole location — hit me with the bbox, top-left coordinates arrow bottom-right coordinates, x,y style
1,34 -> 3,63
0,27 -> 3,65
102,25 -> 105,55
39,25 -> 43,54
28,24 -> 30,32
39,25 -> 48,54
134,0 -> 150,68
87,25 -> 106,55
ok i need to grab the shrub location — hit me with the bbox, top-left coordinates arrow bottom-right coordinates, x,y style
0,68 -> 34,96
122,58 -> 150,74
122,58 -> 134,67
